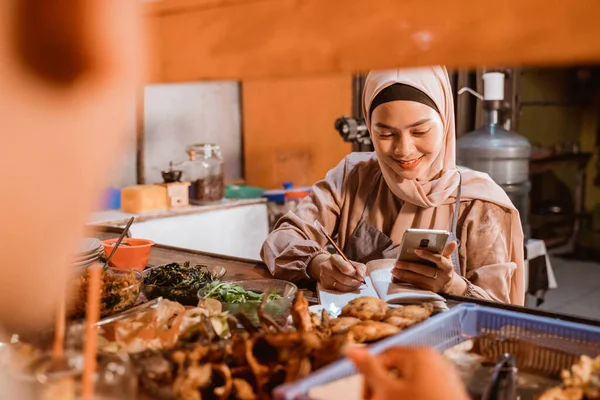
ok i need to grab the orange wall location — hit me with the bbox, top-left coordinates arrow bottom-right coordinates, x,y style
242,74 -> 352,189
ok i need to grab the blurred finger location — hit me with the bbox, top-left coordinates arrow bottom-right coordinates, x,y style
380,347 -> 437,375
348,348 -> 395,388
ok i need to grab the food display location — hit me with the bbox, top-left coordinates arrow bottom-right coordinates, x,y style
70,267 -> 142,318
97,298 -> 229,354
198,279 -> 297,326
143,262 -> 226,305
130,292 -> 414,400
443,335 -> 600,400
201,281 -> 284,303
538,355 -> 600,400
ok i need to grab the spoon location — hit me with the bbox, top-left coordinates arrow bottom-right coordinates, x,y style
103,216 -> 135,269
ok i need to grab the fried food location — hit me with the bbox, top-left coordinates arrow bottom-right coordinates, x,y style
347,321 -> 400,343
383,304 -> 433,328
341,297 -> 387,321
232,378 -> 256,400
537,387 -> 584,400
291,291 -> 313,332
328,317 -> 361,334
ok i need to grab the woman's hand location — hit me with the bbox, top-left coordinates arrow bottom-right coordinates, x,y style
348,347 -> 469,400
308,254 -> 366,292
392,241 -> 465,293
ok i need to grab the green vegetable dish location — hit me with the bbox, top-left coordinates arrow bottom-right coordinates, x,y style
201,281 -> 283,304
142,262 -> 225,306
144,261 -> 216,289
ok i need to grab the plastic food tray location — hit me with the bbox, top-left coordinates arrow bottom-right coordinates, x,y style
273,303 -> 600,400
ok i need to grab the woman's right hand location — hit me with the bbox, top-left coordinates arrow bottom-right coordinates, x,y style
348,347 -> 469,400
308,253 -> 366,292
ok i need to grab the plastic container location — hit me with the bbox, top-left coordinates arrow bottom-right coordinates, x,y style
225,185 -> 265,199
274,303 -> 600,400
101,238 -> 155,271
69,267 -> 143,319
284,191 -> 310,214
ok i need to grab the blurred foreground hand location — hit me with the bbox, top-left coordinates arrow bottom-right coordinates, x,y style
348,347 -> 469,400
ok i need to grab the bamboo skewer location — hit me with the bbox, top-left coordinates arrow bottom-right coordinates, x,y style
52,289 -> 66,360
82,266 -> 102,400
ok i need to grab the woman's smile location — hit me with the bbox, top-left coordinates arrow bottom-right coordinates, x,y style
395,155 -> 424,169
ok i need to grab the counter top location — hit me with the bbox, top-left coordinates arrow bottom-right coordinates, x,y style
89,198 -> 267,226
95,227 -> 318,303
93,227 -> 600,326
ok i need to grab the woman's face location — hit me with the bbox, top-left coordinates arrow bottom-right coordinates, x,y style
370,100 -> 444,180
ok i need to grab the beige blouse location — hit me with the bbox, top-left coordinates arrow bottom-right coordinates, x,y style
261,153 -> 518,303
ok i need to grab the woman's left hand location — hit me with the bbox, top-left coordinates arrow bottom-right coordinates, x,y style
391,241 -> 458,293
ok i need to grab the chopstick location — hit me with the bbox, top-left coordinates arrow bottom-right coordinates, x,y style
313,220 -> 366,284
52,289 -> 66,359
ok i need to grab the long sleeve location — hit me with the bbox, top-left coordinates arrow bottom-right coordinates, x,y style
260,157 -> 349,282
450,200 -> 521,304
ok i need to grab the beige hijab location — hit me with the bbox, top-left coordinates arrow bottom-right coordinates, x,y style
363,66 -> 525,305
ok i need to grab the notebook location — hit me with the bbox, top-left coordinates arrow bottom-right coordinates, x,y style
317,259 -> 446,310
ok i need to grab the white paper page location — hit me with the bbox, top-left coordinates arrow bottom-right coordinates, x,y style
367,259 -> 445,304
317,276 -> 379,313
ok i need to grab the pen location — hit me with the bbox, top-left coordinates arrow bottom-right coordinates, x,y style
313,220 -> 367,285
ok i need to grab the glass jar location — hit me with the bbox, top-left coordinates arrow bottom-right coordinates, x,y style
184,144 -> 225,204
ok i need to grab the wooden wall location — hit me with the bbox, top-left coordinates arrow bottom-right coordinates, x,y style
242,75 -> 352,189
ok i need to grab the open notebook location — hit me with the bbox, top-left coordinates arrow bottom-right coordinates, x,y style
318,259 -> 446,311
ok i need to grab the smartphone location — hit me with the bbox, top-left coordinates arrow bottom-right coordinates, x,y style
396,228 -> 450,267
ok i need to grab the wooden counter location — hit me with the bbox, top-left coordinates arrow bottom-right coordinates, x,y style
94,226 -> 600,325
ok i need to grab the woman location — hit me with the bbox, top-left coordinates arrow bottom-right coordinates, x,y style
261,66 -> 524,305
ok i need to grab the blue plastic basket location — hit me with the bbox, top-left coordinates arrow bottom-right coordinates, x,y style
273,303 -> 600,400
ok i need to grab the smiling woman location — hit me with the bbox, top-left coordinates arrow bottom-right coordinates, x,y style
261,66 -> 525,305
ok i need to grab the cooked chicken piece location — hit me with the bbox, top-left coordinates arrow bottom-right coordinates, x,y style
313,334 -> 349,369
383,316 -> 417,329
211,364 -> 233,400
310,313 -> 321,330
232,378 -> 256,400
536,387 -> 584,400
328,317 -> 361,334
291,291 -> 314,332
321,309 -> 331,330
173,363 -> 212,400
284,357 -> 312,383
347,321 -> 400,343
341,297 -> 388,321
385,303 -> 433,322
561,355 -> 600,399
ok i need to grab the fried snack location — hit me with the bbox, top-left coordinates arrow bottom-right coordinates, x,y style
383,304 -> 433,328
232,378 -> 256,400
341,297 -> 388,321
537,387 -> 584,400
328,317 -> 361,334
347,321 -> 400,343
291,291 -> 313,332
